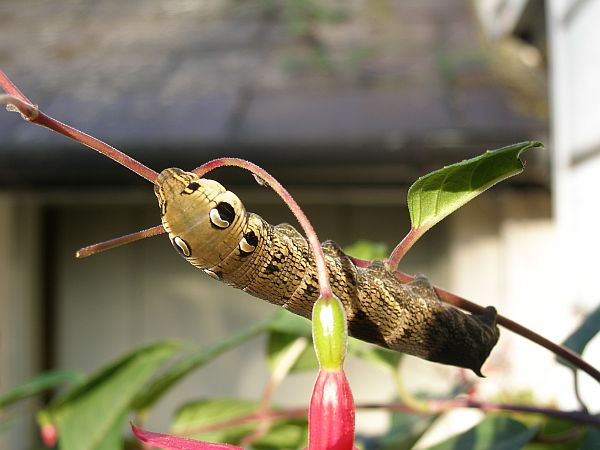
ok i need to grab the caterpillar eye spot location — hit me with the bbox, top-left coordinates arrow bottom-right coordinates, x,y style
183,181 -> 200,194
209,201 -> 235,229
172,236 -> 191,257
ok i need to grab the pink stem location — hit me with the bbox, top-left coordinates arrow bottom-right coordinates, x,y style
0,72 -> 158,183
385,227 -> 426,271
193,159 -> 333,299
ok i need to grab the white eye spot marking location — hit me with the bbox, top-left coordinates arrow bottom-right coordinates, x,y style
209,202 -> 235,229
204,269 -> 222,280
239,237 -> 256,253
239,231 -> 258,256
209,208 -> 230,228
172,236 -> 191,257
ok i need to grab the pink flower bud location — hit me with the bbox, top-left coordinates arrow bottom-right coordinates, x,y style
40,422 -> 58,448
308,369 -> 355,450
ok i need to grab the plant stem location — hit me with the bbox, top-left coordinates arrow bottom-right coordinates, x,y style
178,396 -> 600,437
0,71 -> 158,183
393,271 -> 600,384
193,158 -> 333,299
385,227 -> 426,271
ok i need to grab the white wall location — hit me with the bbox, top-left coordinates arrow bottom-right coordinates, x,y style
548,0 -> 600,409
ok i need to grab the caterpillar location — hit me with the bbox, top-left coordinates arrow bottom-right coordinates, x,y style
156,167 -> 500,376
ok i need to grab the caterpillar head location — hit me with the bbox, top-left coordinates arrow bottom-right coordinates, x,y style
155,168 -> 247,269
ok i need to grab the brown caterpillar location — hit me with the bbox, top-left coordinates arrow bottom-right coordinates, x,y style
156,167 -> 500,375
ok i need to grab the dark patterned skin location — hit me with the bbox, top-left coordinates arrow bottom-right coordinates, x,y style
156,168 -> 500,375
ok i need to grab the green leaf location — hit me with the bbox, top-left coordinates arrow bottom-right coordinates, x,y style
267,331 -> 317,373
253,419 -> 308,450
523,417 -> 586,450
50,342 -> 178,450
408,141 -> 543,232
422,415 -> 538,450
173,399 -> 309,449
559,304 -> 600,367
171,398 -> 260,443
134,320 -> 270,411
0,370 -> 84,409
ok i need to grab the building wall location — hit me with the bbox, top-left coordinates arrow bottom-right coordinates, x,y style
548,0 -> 600,408
0,195 -> 42,450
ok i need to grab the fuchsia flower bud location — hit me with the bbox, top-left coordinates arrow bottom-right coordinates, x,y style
37,411 -> 58,448
308,295 -> 356,450
40,423 -> 58,448
308,369 -> 355,450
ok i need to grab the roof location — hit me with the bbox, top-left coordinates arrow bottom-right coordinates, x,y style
0,0 -> 546,187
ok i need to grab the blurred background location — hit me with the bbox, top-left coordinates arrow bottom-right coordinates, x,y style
0,0 -> 598,448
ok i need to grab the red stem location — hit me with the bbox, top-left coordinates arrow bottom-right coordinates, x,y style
193,159 -> 333,299
0,69 -> 32,103
0,72 -> 158,183
385,227 -> 426,271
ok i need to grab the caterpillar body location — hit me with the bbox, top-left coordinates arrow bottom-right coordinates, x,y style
156,167 -> 500,375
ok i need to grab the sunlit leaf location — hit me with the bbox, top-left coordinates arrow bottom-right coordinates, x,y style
559,304 -> 600,368
50,342 -> 178,450
422,415 -> 538,450
0,370 -> 83,409
408,141 -> 543,232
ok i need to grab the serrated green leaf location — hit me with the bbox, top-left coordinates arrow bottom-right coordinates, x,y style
0,370 -> 84,409
408,141 -> 543,232
267,331 -> 317,373
422,415 -> 539,450
558,304 -> 600,368
50,342 -> 178,450
134,320 -> 270,411
172,398 -> 260,443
